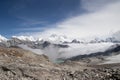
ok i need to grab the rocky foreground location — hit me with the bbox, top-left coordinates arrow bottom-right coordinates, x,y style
0,47 -> 120,80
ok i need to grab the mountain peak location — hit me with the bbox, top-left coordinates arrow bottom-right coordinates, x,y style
48,34 -> 71,43
0,35 -> 7,42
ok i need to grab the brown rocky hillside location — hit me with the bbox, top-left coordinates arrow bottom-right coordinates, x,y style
0,47 -> 120,80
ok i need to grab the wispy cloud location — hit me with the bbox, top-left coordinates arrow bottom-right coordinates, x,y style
17,16 -> 47,27
16,16 -> 48,30
12,16 -> 48,32
14,27 -> 46,32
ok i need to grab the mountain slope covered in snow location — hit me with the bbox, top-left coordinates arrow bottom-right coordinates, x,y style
0,35 -> 7,42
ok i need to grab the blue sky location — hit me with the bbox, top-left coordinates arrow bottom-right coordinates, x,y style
0,0 -> 120,38
0,0 -> 84,37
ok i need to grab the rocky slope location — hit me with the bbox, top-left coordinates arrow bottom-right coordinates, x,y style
0,47 -> 120,80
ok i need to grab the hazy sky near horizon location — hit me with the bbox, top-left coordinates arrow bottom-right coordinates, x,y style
0,0 -> 120,38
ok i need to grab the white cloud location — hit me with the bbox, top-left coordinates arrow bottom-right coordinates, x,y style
37,0 -> 120,39
19,0 -> 120,39
81,0 -> 119,12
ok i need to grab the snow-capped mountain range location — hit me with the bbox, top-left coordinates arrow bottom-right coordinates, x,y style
0,30 -> 120,43
12,36 -> 36,41
0,31 -> 120,63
